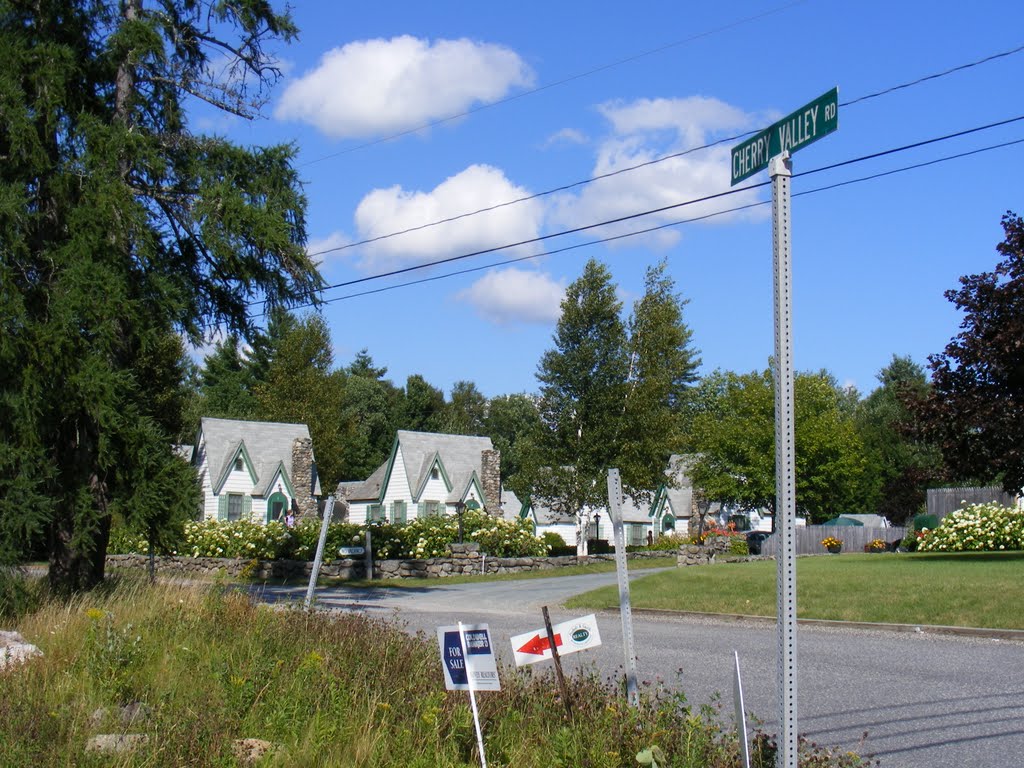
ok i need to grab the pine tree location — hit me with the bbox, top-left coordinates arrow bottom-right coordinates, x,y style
528,259 -> 628,552
620,260 -> 701,496
0,1 -> 320,590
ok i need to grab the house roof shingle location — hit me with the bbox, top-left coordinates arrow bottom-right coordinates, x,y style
198,417 -> 320,497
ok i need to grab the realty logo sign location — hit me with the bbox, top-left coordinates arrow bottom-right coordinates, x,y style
510,614 -> 601,667
437,624 -> 501,691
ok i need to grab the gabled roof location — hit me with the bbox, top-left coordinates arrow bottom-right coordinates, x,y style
197,417 -> 321,498
394,430 -> 495,504
650,454 -> 695,519
339,462 -> 389,503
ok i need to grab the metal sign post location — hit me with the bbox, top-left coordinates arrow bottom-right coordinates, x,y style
731,88 -> 838,768
607,468 -> 639,706
771,151 -> 798,768
303,496 -> 335,611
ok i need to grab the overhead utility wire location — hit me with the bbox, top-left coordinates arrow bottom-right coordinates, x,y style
306,41 -> 1024,260
299,0 -> 809,167
312,113 -> 1024,295
304,135 -> 1024,310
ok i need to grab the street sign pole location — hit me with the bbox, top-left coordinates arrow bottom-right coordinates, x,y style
607,468 -> 639,707
771,151 -> 798,768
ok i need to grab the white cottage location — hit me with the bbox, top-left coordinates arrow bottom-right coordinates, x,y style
516,455 -> 706,548
339,431 -> 501,524
193,417 -> 321,523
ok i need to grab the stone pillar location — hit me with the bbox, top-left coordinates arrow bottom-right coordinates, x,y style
291,437 -> 317,519
480,449 -> 501,516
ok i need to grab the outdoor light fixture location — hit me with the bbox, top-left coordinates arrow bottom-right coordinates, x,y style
593,513 -> 601,543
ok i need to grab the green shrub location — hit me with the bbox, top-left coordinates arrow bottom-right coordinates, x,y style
541,530 -> 568,550
912,513 -> 939,531
111,511 -> 549,562
918,502 -> 1024,552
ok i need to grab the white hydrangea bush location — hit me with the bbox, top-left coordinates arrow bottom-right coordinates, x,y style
918,502 -> 1024,552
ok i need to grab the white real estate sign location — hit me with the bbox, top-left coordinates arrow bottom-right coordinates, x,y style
510,614 -> 601,667
437,624 -> 501,691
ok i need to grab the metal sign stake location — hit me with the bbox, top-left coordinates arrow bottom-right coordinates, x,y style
303,496 -> 335,611
771,151 -> 798,768
458,621 -> 489,768
607,469 -> 639,706
542,605 -> 574,720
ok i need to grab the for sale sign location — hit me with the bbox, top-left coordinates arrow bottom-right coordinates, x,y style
437,624 -> 501,691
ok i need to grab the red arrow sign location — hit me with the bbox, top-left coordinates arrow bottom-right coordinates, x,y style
516,632 -> 562,656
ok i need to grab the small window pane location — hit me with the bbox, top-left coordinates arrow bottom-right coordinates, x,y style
228,494 -> 244,522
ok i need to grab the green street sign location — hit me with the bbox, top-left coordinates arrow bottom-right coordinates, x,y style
730,87 -> 838,186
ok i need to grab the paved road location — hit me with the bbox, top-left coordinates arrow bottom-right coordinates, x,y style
253,572 -> 1024,768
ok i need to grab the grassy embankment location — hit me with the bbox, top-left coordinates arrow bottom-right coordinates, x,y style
0,574 -> 872,767
566,552 -> 1024,629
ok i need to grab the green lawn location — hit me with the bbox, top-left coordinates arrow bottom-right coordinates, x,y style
565,551 -> 1024,630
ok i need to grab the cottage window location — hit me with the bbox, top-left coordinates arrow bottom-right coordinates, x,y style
234,457 -> 244,472
392,500 -> 407,524
227,493 -> 244,522
430,467 -> 439,480
368,504 -> 384,523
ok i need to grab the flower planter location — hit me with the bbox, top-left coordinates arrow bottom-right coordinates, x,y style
826,546 -> 841,554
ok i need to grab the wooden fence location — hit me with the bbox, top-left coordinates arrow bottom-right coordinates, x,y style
926,487 -> 1017,520
760,525 -> 907,557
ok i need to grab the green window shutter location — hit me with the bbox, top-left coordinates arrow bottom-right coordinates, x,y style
243,496 -> 252,520
217,495 -> 228,522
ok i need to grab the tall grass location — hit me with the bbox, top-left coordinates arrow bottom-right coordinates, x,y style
0,575 -> 872,767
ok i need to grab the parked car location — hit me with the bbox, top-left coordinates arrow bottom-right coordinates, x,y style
746,531 -> 771,555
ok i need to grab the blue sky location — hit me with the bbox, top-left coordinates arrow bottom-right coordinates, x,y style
197,0 -> 1024,399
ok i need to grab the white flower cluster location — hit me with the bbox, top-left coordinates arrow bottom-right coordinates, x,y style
918,502 -> 1024,552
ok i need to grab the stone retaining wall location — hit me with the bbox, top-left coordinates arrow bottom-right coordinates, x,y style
106,544 -> 671,582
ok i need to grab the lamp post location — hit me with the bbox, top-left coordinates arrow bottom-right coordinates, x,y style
455,501 -> 466,544
593,513 -> 601,546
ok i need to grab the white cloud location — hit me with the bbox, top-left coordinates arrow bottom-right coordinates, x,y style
275,36 -> 533,139
305,231 -> 352,270
352,164 -> 545,271
544,127 -> 589,148
457,268 -> 565,324
551,96 -> 769,248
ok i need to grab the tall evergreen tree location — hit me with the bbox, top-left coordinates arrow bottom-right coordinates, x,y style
337,350 -> 402,480
197,335 -> 260,420
0,1 -> 320,590
527,259 -> 629,552
620,260 -> 701,495
254,313 -> 345,489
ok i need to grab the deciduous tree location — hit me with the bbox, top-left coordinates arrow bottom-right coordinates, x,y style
921,212 -> 1024,494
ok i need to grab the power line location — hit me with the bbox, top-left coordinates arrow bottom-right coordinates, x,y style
298,0 -> 810,167
262,131 -> 1024,316
309,113 -> 1023,295
305,42 -> 1024,260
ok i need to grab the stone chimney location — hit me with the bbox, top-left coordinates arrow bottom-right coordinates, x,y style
291,437 -> 318,519
481,449 -> 501,516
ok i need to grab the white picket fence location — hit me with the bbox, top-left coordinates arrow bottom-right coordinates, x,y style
760,525 -> 907,557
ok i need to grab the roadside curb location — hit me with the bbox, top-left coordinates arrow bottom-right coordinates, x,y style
615,608 -> 1024,642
